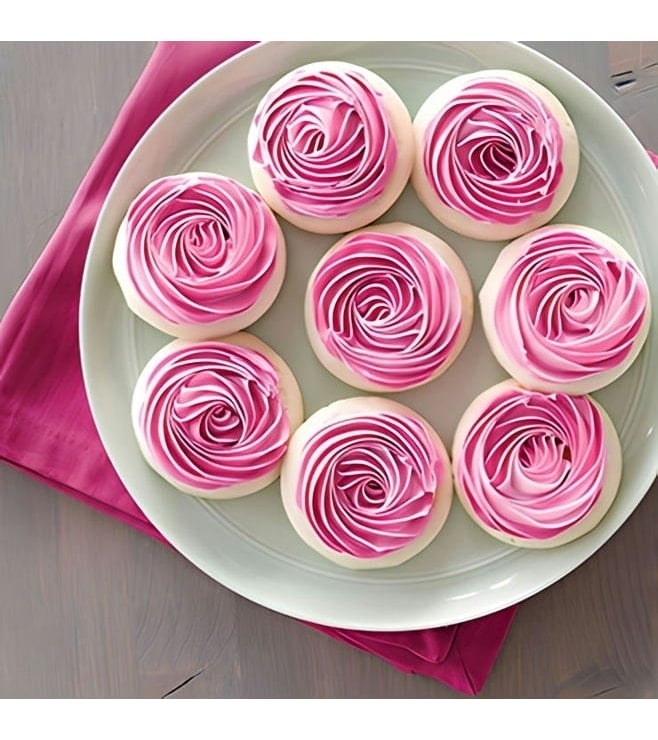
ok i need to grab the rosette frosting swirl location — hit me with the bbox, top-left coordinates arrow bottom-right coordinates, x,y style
294,413 -> 443,558
134,341 -> 290,492
310,230 -> 464,389
250,65 -> 397,217
123,173 -> 280,326
455,385 -> 608,542
422,78 -> 565,224
490,227 -> 649,385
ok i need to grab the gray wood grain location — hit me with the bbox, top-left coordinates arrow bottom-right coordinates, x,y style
1,41 -> 656,699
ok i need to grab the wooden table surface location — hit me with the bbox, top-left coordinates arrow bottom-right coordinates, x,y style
0,41 -> 656,699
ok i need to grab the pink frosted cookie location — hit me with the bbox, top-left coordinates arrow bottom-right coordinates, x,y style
480,224 -> 651,394
412,69 -> 579,241
132,332 -> 303,499
305,222 -> 473,391
452,380 -> 622,549
248,61 -> 414,234
113,172 -> 286,340
280,396 -> 453,569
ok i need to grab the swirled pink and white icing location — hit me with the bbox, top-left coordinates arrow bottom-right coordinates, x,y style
455,386 -> 607,541
310,230 -> 463,389
422,78 -> 564,224
122,174 -> 280,327
491,228 -> 649,384
134,341 -> 290,492
294,413 -> 443,558
250,66 -> 398,218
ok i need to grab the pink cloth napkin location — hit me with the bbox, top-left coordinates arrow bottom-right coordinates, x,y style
1,40 -> 548,697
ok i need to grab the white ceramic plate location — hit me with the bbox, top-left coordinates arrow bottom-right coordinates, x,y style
80,42 -> 658,630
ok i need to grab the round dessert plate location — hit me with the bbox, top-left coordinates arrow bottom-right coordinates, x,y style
80,42 -> 658,630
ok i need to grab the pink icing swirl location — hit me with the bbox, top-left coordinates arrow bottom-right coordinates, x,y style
250,66 -> 397,217
493,228 -> 649,383
295,413 -> 443,557
135,342 -> 289,491
310,231 -> 463,389
455,386 -> 606,541
423,78 -> 564,224
124,174 -> 280,326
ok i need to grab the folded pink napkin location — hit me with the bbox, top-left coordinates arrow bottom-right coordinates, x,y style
7,39 -> 617,697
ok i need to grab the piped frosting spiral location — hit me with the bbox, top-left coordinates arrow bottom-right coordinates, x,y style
306,223 -> 472,391
281,397 -> 453,569
480,224 -> 651,394
132,334 -> 303,498
452,381 -> 622,548
412,70 -> 579,241
113,173 -> 285,339
248,61 -> 414,233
